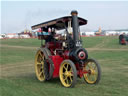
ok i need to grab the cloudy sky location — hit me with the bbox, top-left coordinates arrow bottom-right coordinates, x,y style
1,0 -> 128,33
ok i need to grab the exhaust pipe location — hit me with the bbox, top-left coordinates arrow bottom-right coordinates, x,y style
71,10 -> 79,47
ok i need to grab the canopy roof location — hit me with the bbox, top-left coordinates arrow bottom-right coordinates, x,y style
31,16 -> 87,31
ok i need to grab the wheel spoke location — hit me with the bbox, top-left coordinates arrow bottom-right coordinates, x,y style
69,71 -> 73,76
63,65 -> 67,71
87,63 -> 92,69
37,56 -> 41,62
90,62 -> 93,66
37,62 -> 42,65
69,76 -> 73,82
69,67 -> 72,72
94,71 -> 98,76
94,65 -> 97,70
88,74 -> 93,81
39,71 -> 43,77
41,61 -> 44,65
70,73 -> 73,76
39,52 -> 44,60
67,64 -> 69,70
66,79 -> 69,84
42,66 -> 44,70
92,75 -> 96,81
92,63 -> 96,70
64,76 -> 67,81
62,72 -> 66,76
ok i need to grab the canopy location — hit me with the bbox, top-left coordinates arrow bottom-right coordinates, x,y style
31,16 -> 87,31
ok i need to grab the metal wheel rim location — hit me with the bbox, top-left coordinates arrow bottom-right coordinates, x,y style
35,50 -> 45,81
84,61 -> 98,84
60,62 -> 74,87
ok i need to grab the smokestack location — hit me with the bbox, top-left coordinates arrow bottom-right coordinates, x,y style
71,10 -> 79,46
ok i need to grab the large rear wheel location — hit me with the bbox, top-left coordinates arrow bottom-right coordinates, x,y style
35,48 -> 54,81
59,60 -> 77,88
83,59 -> 101,84
35,49 -> 46,82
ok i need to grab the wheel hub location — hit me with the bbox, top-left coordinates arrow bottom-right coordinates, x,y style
65,72 -> 72,76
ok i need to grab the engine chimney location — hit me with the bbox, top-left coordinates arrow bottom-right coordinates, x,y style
71,10 -> 79,47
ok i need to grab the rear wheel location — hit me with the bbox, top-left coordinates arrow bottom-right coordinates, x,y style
35,49 -> 46,82
35,48 -> 54,81
59,60 -> 77,88
83,59 -> 101,84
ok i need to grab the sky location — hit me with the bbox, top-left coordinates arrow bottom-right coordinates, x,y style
1,1 -> 128,33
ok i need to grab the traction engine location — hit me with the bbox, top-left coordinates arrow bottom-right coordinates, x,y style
32,10 -> 101,87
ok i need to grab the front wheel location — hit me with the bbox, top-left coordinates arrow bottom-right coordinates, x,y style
83,58 -> 101,84
59,60 -> 77,88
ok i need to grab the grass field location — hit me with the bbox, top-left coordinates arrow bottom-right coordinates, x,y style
0,36 -> 128,96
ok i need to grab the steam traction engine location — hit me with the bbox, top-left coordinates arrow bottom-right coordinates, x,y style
31,10 -> 101,87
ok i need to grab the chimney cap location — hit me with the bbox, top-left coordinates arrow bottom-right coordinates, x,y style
71,10 -> 78,15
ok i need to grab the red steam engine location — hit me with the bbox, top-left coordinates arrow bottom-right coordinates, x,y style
31,10 -> 101,88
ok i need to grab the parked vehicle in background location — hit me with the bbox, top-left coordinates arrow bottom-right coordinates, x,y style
119,33 -> 128,45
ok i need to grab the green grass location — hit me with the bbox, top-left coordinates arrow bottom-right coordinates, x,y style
0,36 -> 128,96
82,36 -> 104,48
89,51 -> 128,60
1,38 -> 41,47
82,36 -> 128,49
0,47 -> 36,65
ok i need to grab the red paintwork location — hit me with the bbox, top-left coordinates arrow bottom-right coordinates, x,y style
75,63 -> 88,78
45,40 -> 88,78
50,53 -> 88,78
63,50 -> 70,59
46,42 -> 62,50
77,70 -> 88,78
50,55 -> 64,78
